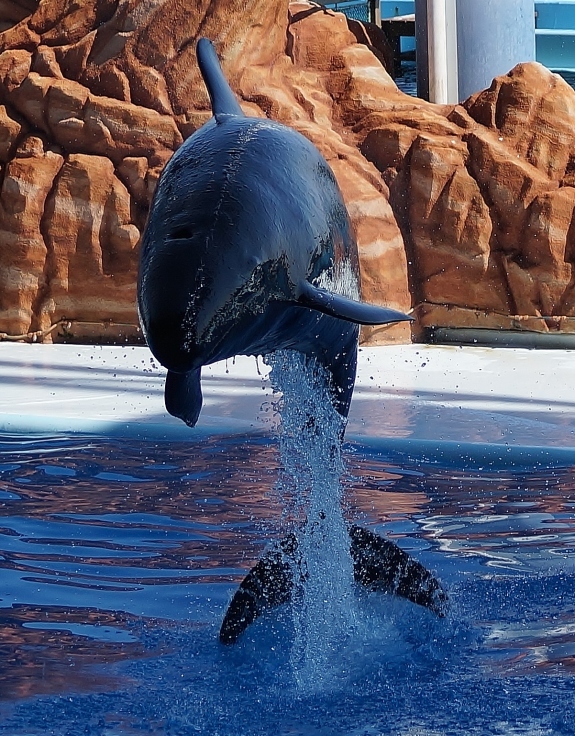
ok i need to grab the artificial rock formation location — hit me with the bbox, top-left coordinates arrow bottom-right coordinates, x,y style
0,0 -> 575,345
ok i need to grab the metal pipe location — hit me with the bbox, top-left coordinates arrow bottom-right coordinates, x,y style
426,327 -> 575,350
416,0 -> 458,103
427,0 -> 449,101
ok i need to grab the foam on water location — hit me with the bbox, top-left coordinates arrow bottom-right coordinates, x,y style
266,350 -> 359,691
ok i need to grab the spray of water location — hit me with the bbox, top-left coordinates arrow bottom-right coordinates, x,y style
265,350 -> 359,691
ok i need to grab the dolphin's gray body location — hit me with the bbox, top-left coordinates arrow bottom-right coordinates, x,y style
138,38 -> 410,427
137,40 -> 446,639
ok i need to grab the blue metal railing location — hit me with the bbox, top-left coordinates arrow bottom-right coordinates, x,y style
322,1 -> 371,22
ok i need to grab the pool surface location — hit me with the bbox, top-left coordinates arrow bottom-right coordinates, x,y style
0,344 -> 574,734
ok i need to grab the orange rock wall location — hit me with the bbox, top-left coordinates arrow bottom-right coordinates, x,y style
1,0 -> 575,344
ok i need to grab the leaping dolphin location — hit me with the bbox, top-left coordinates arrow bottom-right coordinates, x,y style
137,39 -> 446,637
137,37 -> 411,427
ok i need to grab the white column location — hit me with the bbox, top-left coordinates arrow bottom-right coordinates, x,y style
428,0 -> 447,102
416,0 -> 459,103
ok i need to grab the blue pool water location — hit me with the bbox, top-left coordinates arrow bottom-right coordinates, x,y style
0,432 -> 574,735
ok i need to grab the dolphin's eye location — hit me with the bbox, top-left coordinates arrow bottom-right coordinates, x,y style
171,227 -> 193,240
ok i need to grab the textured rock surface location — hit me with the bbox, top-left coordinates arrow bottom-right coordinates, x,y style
0,0 -> 413,344
1,0 -> 575,345
417,65 -> 575,335
356,60 -> 575,337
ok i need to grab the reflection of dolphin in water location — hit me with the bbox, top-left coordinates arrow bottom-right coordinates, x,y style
220,525 -> 449,644
137,39 -> 447,635
138,38 -> 410,427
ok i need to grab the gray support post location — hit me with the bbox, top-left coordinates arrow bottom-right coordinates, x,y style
456,0 -> 536,101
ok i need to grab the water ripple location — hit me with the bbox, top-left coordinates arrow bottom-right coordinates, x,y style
0,434 -> 573,733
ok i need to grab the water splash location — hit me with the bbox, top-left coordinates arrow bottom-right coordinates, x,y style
266,350 -> 359,691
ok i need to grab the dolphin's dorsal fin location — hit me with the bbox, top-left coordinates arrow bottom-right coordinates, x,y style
297,280 -> 413,326
197,38 -> 244,118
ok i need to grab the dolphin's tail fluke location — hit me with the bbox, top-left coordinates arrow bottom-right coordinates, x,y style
197,38 -> 244,118
348,525 -> 448,613
219,525 -> 448,644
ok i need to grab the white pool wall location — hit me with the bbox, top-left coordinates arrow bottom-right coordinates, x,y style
1,343 -> 575,456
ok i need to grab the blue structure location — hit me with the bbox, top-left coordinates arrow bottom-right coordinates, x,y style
536,0 -> 575,70
381,1 -> 415,15
381,1 -> 417,54
379,1 -> 575,90
457,0 -> 535,100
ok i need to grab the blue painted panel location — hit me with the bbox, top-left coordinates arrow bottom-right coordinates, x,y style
535,1 -> 575,30
401,38 -> 416,52
536,31 -> 575,69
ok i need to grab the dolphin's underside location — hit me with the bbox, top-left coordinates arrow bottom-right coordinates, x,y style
219,525 -> 448,644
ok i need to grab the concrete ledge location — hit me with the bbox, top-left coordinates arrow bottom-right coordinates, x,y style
1,343 -> 575,457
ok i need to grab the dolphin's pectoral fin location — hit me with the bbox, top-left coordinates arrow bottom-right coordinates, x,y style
297,281 -> 413,326
348,525 -> 449,617
219,527 -> 448,644
164,368 -> 203,428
